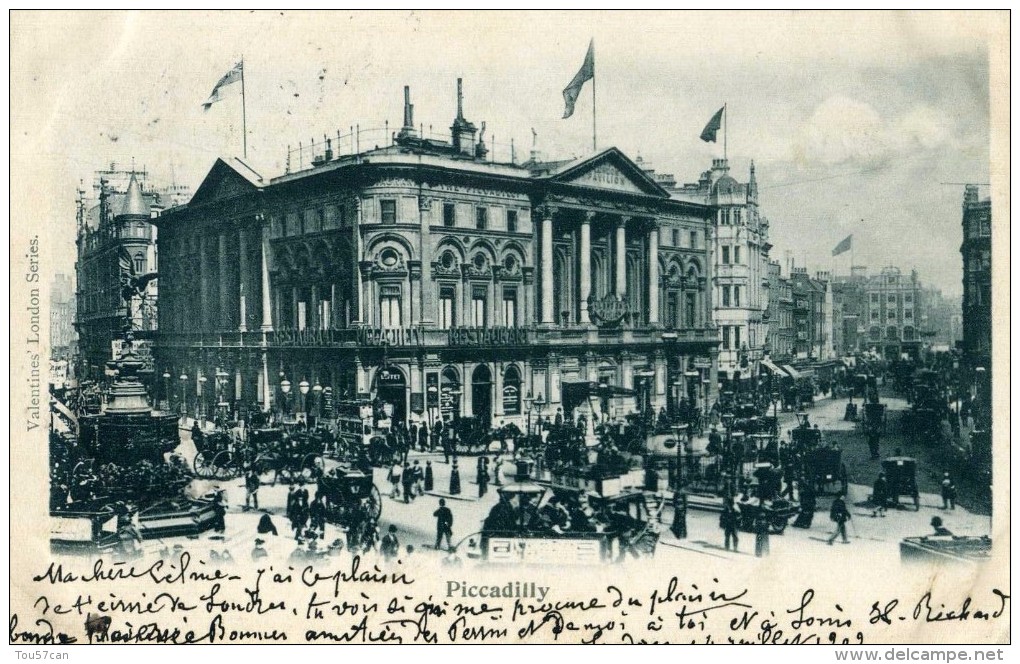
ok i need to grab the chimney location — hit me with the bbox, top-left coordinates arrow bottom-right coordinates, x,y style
397,86 -> 416,142
450,77 -> 477,156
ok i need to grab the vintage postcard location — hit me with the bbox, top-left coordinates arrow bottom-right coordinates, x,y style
8,10 -> 1009,649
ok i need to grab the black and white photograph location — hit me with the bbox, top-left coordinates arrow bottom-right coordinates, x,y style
9,10 -> 1009,649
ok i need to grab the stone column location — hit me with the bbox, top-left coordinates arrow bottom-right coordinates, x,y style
238,226 -> 248,332
708,347 -> 720,406
579,212 -> 593,324
199,233 -> 209,330
615,217 -> 628,298
409,261 -> 422,326
218,233 -> 229,329
418,198 -> 434,325
310,284 -> 319,331
259,218 -> 273,332
647,222 -> 660,325
540,207 -> 555,324
493,361 -> 504,418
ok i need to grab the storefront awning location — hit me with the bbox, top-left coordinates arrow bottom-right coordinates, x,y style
760,358 -> 784,374
782,365 -> 801,379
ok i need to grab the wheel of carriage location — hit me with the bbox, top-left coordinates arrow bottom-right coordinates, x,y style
193,451 -> 214,478
366,484 -> 383,520
770,514 -> 788,534
213,450 -> 239,480
631,530 -> 659,557
253,453 -> 277,485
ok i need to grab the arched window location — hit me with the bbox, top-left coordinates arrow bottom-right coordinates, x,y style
886,326 -> 899,341
902,326 -> 915,342
133,253 -> 146,274
503,365 -> 522,415
870,326 -> 881,341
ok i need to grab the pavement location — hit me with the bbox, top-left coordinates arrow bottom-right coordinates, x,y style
139,397 -> 991,567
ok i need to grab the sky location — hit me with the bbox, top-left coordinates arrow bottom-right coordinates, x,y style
11,10 -> 1005,298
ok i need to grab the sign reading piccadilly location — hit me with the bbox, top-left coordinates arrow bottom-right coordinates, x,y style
359,327 -> 423,347
448,327 -> 530,346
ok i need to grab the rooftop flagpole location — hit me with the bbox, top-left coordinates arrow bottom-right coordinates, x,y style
591,40 -> 597,152
724,102 -> 728,161
240,55 -> 248,159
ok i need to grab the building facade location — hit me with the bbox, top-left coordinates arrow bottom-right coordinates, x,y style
766,260 -> 795,361
676,159 -> 771,387
50,273 -> 76,360
861,266 -> 922,361
155,83 -> 720,428
960,185 -> 991,371
74,170 -> 190,382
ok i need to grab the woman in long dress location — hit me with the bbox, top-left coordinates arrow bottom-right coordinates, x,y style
449,458 -> 461,495
424,460 -> 434,492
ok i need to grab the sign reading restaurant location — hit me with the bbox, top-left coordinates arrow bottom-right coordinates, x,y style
447,327 -> 530,347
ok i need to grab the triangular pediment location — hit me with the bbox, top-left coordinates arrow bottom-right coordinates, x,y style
545,148 -> 669,197
189,158 -> 264,205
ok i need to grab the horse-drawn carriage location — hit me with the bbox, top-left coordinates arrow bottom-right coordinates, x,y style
466,470 -> 662,564
882,456 -> 920,510
317,465 -> 382,540
192,430 -> 247,479
251,428 -> 326,484
860,402 -> 887,435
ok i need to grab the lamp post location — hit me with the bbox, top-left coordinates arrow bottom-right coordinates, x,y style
215,367 -> 230,423
179,373 -> 188,421
427,385 -> 439,428
523,390 -> 534,436
534,392 -> 546,430
299,379 -> 310,421
312,381 -> 323,426
198,375 -> 208,421
280,375 -> 292,419
162,371 -> 171,412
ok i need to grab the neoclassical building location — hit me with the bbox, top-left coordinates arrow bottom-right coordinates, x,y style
155,82 -> 719,428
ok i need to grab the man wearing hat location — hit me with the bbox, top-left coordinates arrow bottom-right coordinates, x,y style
941,473 -> 957,510
381,525 -> 400,561
251,538 -> 268,561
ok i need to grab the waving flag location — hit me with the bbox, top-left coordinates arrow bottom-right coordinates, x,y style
832,234 -> 853,256
202,62 -> 243,110
700,106 -> 725,142
562,39 -> 595,119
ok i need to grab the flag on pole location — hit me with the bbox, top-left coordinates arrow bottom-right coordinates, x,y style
562,39 -> 595,119
202,62 -> 243,110
700,106 -> 725,142
832,234 -> 853,256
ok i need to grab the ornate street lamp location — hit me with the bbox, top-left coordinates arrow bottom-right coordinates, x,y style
198,375 -> 208,421
179,373 -> 188,420
280,376 -> 292,417
427,385 -> 439,428
299,379 -> 310,417
312,381 -> 323,421
523,390 -> 534,436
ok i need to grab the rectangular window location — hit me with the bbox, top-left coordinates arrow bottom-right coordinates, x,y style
380,285 -> 401,328
506,210 -> 518,233
685,292 -> 696,327
672,229 -> 680,247
690,231 -> 698,249
722,246 -> 730,264
443,203 -> 456,227
667,292 -> 679,328
734,326 -> 742,349
476,207 -> 488,230
904,310 -> 913,320
734,209 -> 742,224
503,289 -> 517,327
734,246 -> 741,264
734,286 -> 741,308
472,286 -> 487,327
380,199 -> 397,224
871,311 -> 879,321
439,286 -> 455,329
722,286 -> 731,307
870,293 -> 879,303
722,326 -> 731,350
